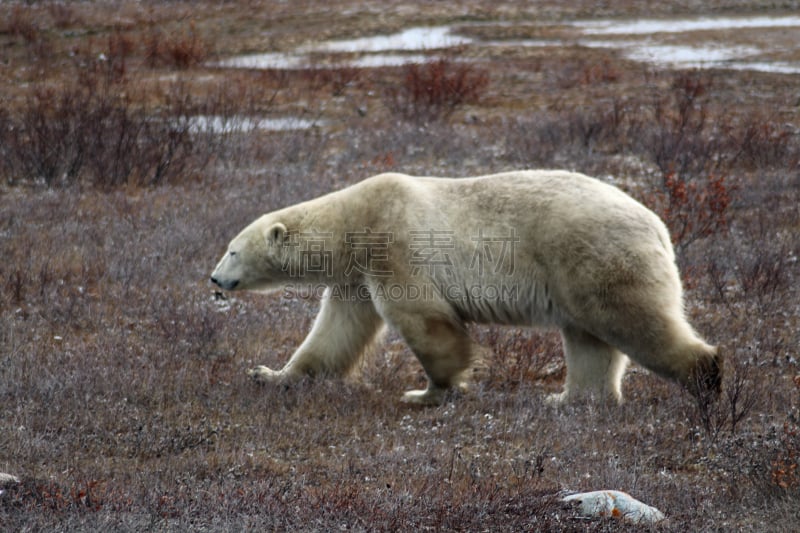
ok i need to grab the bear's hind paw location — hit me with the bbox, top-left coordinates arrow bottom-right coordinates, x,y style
402,387 -> 449,406
247,365 -> 283,383
544,391 -> 568,406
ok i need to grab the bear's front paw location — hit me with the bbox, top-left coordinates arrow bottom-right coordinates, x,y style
247,365 -> 283,383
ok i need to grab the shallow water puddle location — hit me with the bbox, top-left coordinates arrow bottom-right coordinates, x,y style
622,44 -> 763,70
573,15 -> 800,72
188,116 -> 321,134
579,40 -> 768,71
218,52 -> 305,70
574,15 -> 800,35
218,15 -> 800,73
219,26 -> 468,69
314,26 -> 471,53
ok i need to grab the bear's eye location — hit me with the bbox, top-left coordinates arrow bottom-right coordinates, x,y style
229,251 -> 237,257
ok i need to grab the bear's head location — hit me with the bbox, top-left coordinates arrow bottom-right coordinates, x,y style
211,216 -> 290,291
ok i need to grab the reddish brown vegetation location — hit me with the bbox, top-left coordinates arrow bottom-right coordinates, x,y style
385,58 -> 489,121
1,1 -> 799,531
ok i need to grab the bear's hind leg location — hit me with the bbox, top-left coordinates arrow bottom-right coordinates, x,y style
376,305 -> 475,405
248,288 -> 384,383
547,325 -> 628,405
402,316 -> 475,405
626,334 -> 722,403
607,312 -> 722,402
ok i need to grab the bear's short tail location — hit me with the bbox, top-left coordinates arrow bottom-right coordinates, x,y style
687,346 -> 723,406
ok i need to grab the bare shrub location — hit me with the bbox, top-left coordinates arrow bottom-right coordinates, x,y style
477,327 -> 562,390
502,98 -> 639,170
385,58 -> 489,122
735,239 -> 791,312
2,477 -> 106,515
557,56 -> 622,88
0,59 -> 247,187
506,71 -> 800,183
563,99 -> 636,152
693,357 -> 759,443
646,171 -> 732,253
1,87 -> 80,186
0,77 -> 197,188
623,72 -> 800,177
47,2 -> 77,29
739,378 -> 800,503
771,416 -> 800,493
104,28 -> 135,80
728,112 -> 798,170
502,114 -> 567,168
706,218 -> 794,320
6,5 -> 40,45
634,73 -> 724,177
145,22 -> 208,69
294,65 -> 362,97
3,5 -> 52,62
330,120 -> 488,179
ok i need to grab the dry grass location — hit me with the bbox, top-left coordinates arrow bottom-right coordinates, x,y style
1,1 -> 799,531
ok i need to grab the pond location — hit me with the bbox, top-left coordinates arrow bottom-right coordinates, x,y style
218,14 -> 800,73
187,116 -> 322,134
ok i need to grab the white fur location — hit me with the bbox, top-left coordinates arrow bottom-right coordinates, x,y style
212,170 -> 720,405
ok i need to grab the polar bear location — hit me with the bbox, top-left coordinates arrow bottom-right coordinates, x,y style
211,171 -> 721,405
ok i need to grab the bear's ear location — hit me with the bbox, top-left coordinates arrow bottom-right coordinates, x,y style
265,222 -> 288,246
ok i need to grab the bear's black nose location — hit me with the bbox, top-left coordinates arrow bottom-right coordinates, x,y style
210,277 -> 238,290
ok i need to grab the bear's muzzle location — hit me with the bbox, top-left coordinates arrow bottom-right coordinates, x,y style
210,276 -> 239,290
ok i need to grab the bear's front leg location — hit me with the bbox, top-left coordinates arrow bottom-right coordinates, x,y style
247,290 -> 384,384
